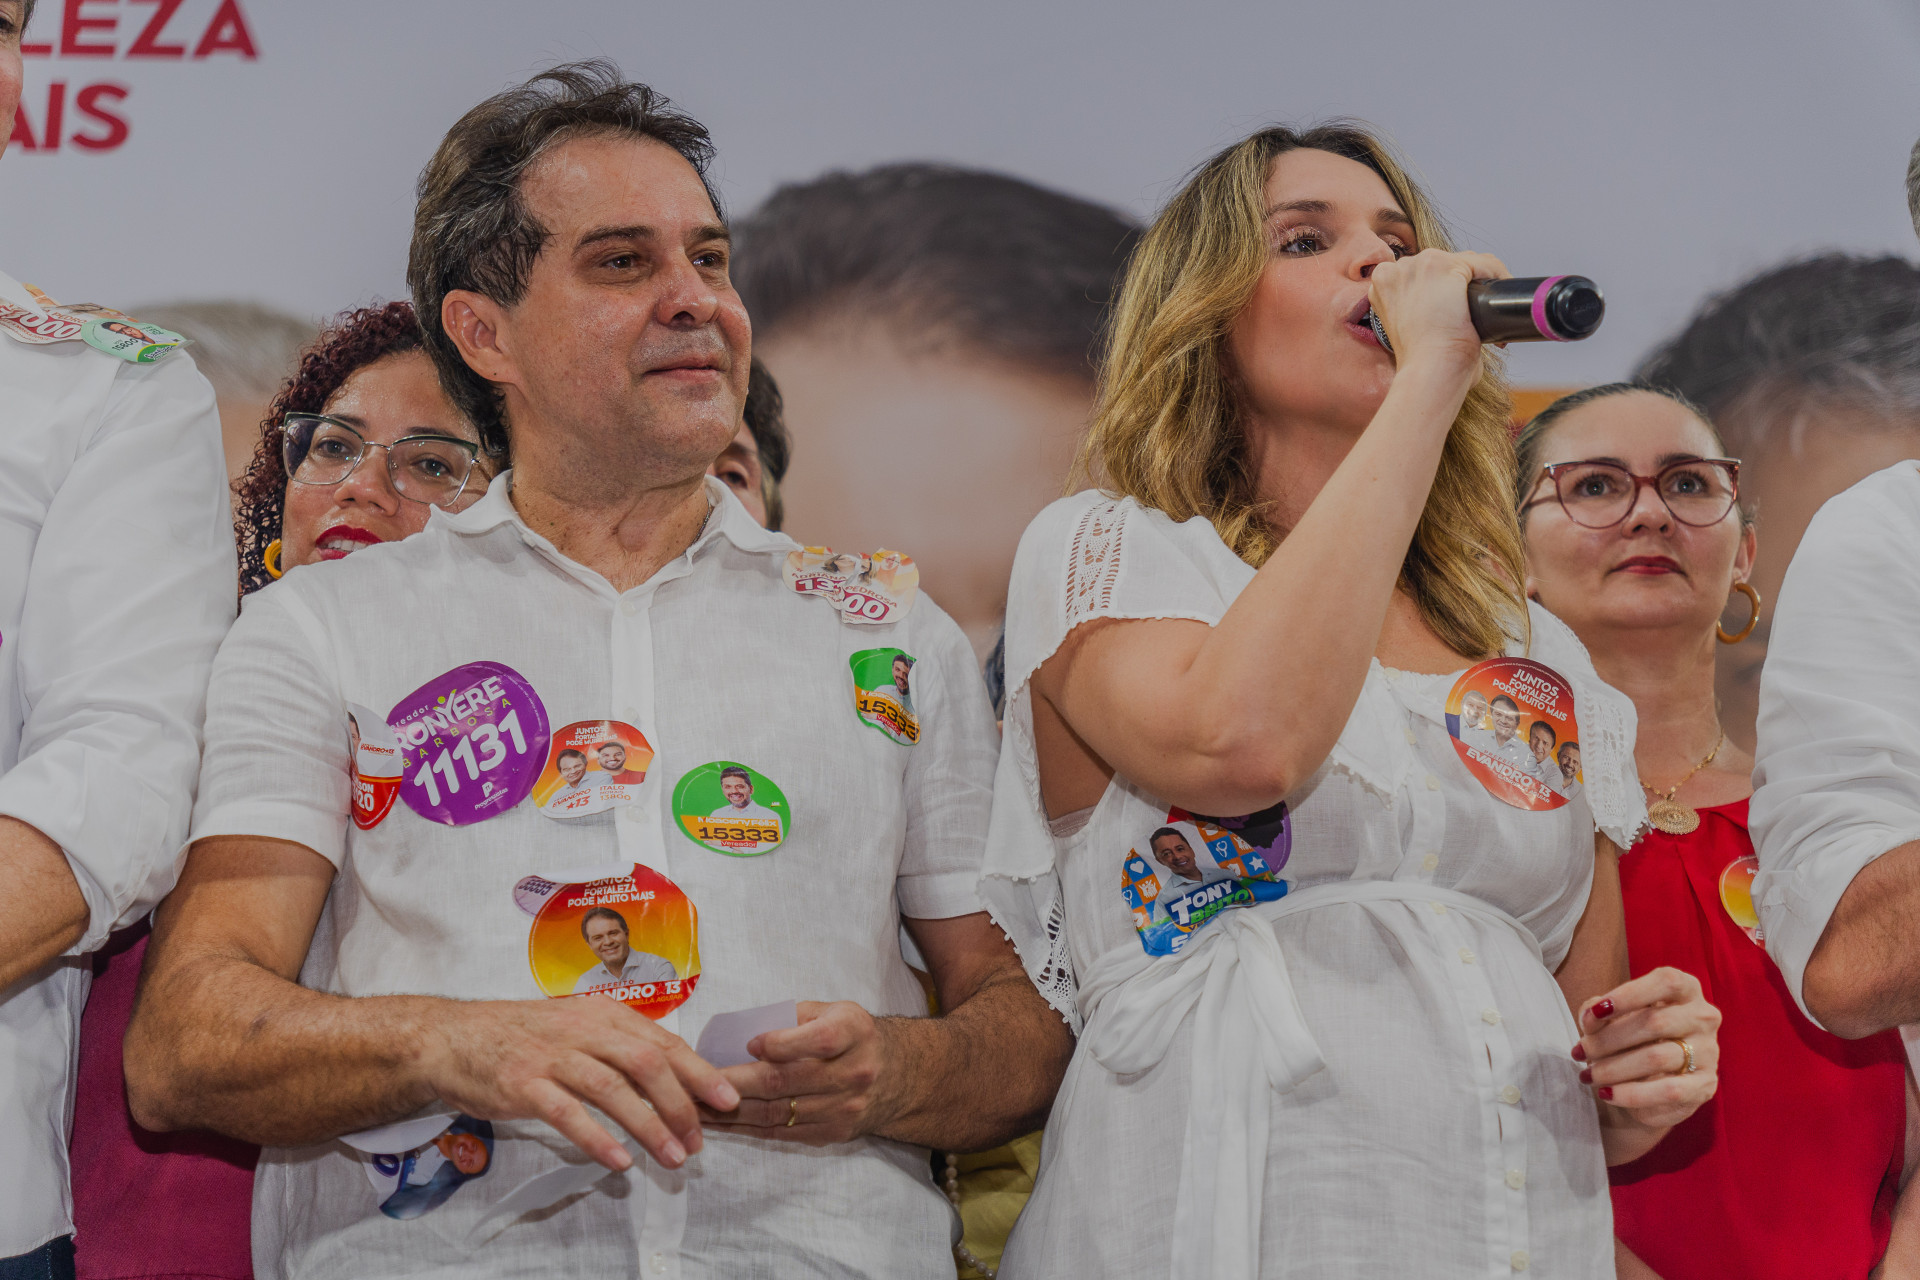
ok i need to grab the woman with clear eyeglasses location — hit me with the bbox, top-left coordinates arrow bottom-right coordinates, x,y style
67,301 -> 502,1280
1517,382 -> 1920,1280
234,300 -> 500,590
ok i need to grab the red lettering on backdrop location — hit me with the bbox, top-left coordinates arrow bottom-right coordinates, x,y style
127,0 -> 187,58
72,84 -> 130,149
192,0 -> 255,58
60,0 -> 117,57
7,103 -> 35,151
42,82 -> 67,147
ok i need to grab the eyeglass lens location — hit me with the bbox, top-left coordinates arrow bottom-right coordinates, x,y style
284,418 -> 475,507
1553,461 -> 1737,529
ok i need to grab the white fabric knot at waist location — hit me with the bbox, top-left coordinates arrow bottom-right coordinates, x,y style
1074,879 -> 1540,1280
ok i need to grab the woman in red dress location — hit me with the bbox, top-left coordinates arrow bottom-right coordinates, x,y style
1517,381 -> 1920,1279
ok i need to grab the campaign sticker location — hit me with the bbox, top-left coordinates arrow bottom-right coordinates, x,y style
531,720 -> 654,819
362,1114 -> 494,1219
388,662 -> 550,827
1444,658 -> 1580,812
347,702 -> 404,831
80,316 -> 185,364
1718,853 -> 1763,945
850,648 -> 920,745
672,762 -> 791,856
526,863 -> 699,1018
1121,803 -> 1291,957
783,547 -> 919,625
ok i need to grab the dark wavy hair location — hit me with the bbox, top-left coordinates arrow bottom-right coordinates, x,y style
408,61 -> 718,454
234,301 -> 443,594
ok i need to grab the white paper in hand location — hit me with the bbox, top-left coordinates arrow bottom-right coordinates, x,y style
695,1001 -> 800,1067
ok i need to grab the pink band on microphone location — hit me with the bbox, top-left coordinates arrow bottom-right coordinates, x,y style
1531,275 -> 1572,342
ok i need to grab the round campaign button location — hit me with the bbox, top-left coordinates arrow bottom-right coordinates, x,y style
525,863 -> 700,1019
387,661 -> 550,826
1718,853 -> 1763,945
533,720 -> 654,819
671,761 -> 791,856
80,316 -> 184,364
850,647 -> 920,745
346,701 -> 403,831
1120,802 -> 1291,957
1444,658 -> 1580,812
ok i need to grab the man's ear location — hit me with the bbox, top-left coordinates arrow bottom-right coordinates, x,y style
442,290 -> 518,389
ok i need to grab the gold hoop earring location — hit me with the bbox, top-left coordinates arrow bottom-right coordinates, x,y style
263,538 -> 285,580
1717,581 -> 1760,644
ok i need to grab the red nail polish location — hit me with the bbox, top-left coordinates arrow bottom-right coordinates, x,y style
1570,1042 -> 1587,1062
1598,1086 -> 1614,1100
1594,998 -> 1615,1020
1578,1068 -> 1592,1084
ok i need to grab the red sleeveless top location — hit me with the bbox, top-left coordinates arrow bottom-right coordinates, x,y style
1611,799 -> 1906,1278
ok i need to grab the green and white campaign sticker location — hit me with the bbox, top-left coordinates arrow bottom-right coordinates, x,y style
850,647 -> 919,745
81,316 -> 185,364
672,761 -> 791,856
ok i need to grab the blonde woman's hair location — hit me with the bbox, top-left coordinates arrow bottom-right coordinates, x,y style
1079,122 -> 1527,660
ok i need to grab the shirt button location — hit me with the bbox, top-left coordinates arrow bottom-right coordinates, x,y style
1511,1251 -> 1530,1271
1430,901 -> 1448,915
1403,727 -> 1417,744
649,1254 -> 668,1275
1506,1169 -> 1526,1190
1499,1085 -> 1521,1105
1458,947 -> 1475,964
1425,774 -> 1441,791
1482,1007 -> 1501,1025
1423,855 -> 1439,872
621,598 -> 641,617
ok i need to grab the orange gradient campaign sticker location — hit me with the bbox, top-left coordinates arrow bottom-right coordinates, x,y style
1444,658 -> 1580,812
531,720 -> 654,819
518,864 -> 699,1018
1719,854 -> 1763,945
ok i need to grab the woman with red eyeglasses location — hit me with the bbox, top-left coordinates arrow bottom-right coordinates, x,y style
1517,382 -> 1920,1279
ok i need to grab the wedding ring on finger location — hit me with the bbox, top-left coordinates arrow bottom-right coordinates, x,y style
1667,1037 -> 1696,1075
786,1097 -> 798,1128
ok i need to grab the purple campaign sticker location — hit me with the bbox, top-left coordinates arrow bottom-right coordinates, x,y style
387,661 -> 550,826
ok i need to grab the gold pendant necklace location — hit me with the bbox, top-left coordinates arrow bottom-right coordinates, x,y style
1643,732 -> 1724,836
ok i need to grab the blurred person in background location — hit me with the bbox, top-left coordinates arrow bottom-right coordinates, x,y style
69,301 -> 496,1280
733,163 -> 1138,653
0,3 -> 237,1277
137,302 -> 316,487
1635,253 -> 1920,752
709,356 -> 791,529
1517,384 -> 1917,1280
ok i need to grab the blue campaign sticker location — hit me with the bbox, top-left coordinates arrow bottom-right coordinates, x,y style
1121,802 -> 1292,957
364,1115 -> 495,1220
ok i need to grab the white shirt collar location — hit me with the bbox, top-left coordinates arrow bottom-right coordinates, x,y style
435,471 -> 793,589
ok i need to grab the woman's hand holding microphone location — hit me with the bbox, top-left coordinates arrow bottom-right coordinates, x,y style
1365,248 -> 1511,393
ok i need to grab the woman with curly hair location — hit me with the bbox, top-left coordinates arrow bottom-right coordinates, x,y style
235,300 -> 500,594
67,301 -> 497,1280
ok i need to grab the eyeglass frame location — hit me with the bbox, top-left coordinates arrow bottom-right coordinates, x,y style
280,412 -> 485,509
1520,456 -> 1743,530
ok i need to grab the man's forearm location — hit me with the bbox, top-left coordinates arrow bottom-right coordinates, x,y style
872,966 -> 1073,1152
126,946 -> 446,1144
0,815 -> 88,993
1805,842 -> 1920,1038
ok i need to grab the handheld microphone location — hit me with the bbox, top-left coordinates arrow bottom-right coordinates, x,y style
1366,275 -> 1604,354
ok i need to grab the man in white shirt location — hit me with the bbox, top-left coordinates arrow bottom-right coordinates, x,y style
551,748 -> 592,800
1752,460 -> 1920,1037
572,908 -> 677,993
125,61 -> 1071,1280
707,766 -> 779,823
0,4 -> 238,1273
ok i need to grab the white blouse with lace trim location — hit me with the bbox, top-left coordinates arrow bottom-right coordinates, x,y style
979,489 -> 1646,1280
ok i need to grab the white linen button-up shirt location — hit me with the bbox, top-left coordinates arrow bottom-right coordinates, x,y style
982,491 -> 1646,1280
1752,461 -> 1920,1026
0,268 -> 235,1257
190,474 -> 996,1279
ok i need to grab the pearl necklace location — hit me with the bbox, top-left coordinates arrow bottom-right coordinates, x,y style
943,1152 -> 998,1279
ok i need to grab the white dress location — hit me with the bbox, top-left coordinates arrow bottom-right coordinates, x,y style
981,492 -> 1647,1280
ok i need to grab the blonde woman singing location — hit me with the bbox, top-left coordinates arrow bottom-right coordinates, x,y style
981,125 -> 1722,1279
